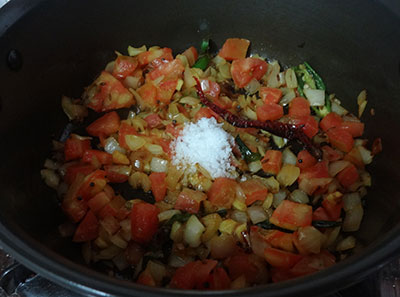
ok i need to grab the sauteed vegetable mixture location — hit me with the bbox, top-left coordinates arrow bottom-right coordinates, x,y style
41,38 -> 381,289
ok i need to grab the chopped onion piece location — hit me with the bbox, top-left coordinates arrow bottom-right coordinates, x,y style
179,96 -> 200,106
285,68 -> 298,88
145,143 -> 164,155
331,101 -> 348,116
158,210 -> 181,222
247,206 -> 268,224
357,90 -> 367,118
357,146 -> 373,165
279,88 -> 296,105
124,76 -> 141,89
336,236 -> 356,251
304,89 -> 325,106
127,45 -> 147,57
328,160 -> 351,177
248,160 -> 262,173
273,190 -> 287,208
231,210 -> 248,223
245,78 -> 261,95
150,157 -> 168,173
61,96 -> 88,121
282,148 -> 297,165
277,164 -> 300,187
125,135 -> 146,151
297,226 -> 324,254
104,137 -> 126,154
184,215 -> 205,248
290,189 -> 309,204
41,169 -> 60,189
343,204 -> 363,232
343,192 -> 361,211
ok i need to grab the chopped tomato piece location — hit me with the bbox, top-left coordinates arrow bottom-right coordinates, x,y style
165,123 -> 183,138
86,111 -> 120,138
340,121 -> 364,138
200,79 -> 221,100
207,177 -> 237,208
213,95 -> 233,110
321,145 -> 343,162
290,251 -> 335,277
298,161 -> 331,195
85,71 -> 134,112
131,202 -> 159,244
156,79 -> 178,104
296,150 -> 317,170
256,103 -> 284,121
77,169 -> 107,200
149,172 -> 167,202
194,107 -> 219,121
264,247 -> 302,269
289,97 -> 310,118
118,122 -> 138,149
322,192 -> 343,221
225,253 -> 260,284
259,87 -> 282,104
218,38 -> 250,61
82,149 -> 113,165
261,150 -> 282,175
264,230 -> 295,252
240,179 -> 269,206
62,195 -> 88,223
343,147 -> 364,168
270,200 -> 313,231
170,260 -> 218,289
327,127 -> 354,153
137,267 -> 156,287
337,164 -> 359,188
112,55 -> 138,79
144,114 -> 163,128
174,188 -> 207,213
73,210 -> 99,242
138,47 -> 173,66
87,191 -> 111,214
64,135 -> 91,161
209,267 -> 231,290
319,112 -> 342,132
299,161 -> 330,180
99,214 -> 120,234
290,115 -> 319,138
312,207 -> 330,221
182,46 -> 198,66
147,58 -> 184,81
270,268 -> 293,283
104,165 -> 131,183
299,177 -> 332,196
231,57 -> 268,88
65,163 -> 96,184
137,82 -> 158,109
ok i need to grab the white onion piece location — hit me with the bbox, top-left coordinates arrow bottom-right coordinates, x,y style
290,189 -> 309,204
150,157 -> 168,173
184,215 -> 205,247
247,206 -> 268,224
145,143 -> 164,155
304,89 -> 325,106
248,160 -> 262,173
328,160 -> 351,177
245,78 -> 261,95
148,261 -> 167,283
357,146 -> 373,165
231,210 -> 248,223
343,204 -> 364,232
331,101 -> 348,116
285,68 -> 298,88
297,226 -> 324,254
158,210 -> 181,222
41,169 -> 60,189
273,190 -> 287,208
168,253 -> 192,268
104,137 -> 126,154
343,192 -> 361,211
282,148 -> 297,165
336,236 -> 356,251
124,76 -> 141,89
279,88 -> 296,105
105,61 -> 115,73
127,45 -> 147,57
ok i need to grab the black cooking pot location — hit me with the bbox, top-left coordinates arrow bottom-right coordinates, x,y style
0,0 -> 399,296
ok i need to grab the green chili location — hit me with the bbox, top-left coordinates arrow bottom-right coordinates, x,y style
235,135 -> 262,163
256,220 -> 294,233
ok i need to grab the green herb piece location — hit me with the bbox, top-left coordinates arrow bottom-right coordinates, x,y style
312,220 -> 342,228
165,212 -> 192,226
304,62 -> 326,91
235,135 -> 262,163
193,39 -> 211,70
256,220 -> 294,233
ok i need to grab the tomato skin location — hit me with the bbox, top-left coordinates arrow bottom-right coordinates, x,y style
256,103 -> 284,121
290,115 -> 319,138
149,172 -> 167,202
319,112 -> 342,132
296,150 -> 317,170
86,111 -> 121,137
261,150 -> 282,175
264,247 -> 303,269
209,267 -> 231,290
340,121 -> 364,137
182,46 -> 198,66
112,55 -> 138,79
321,145 -> 343,162
207,177 -> 238,208
327,127 -> 354,153
64,135 -> 91,161
200,79 -> 221,100
259,87 -> 282,104
270,200 -> 313,231
231,57 -> 268,88
65,163 -> 96,184
194,107 -> 219,121
82,149 -> 113,165
337,164 -> 359,188
144,114 -> 163,128
218,38 -> 250,61
170,260 -> 218,289
131,202 -> 159,244
289,97 -> 310,118
240,179 -> 269,206
73,210 -> 99,242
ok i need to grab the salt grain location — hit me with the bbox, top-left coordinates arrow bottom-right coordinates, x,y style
170,117 -> 234,179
